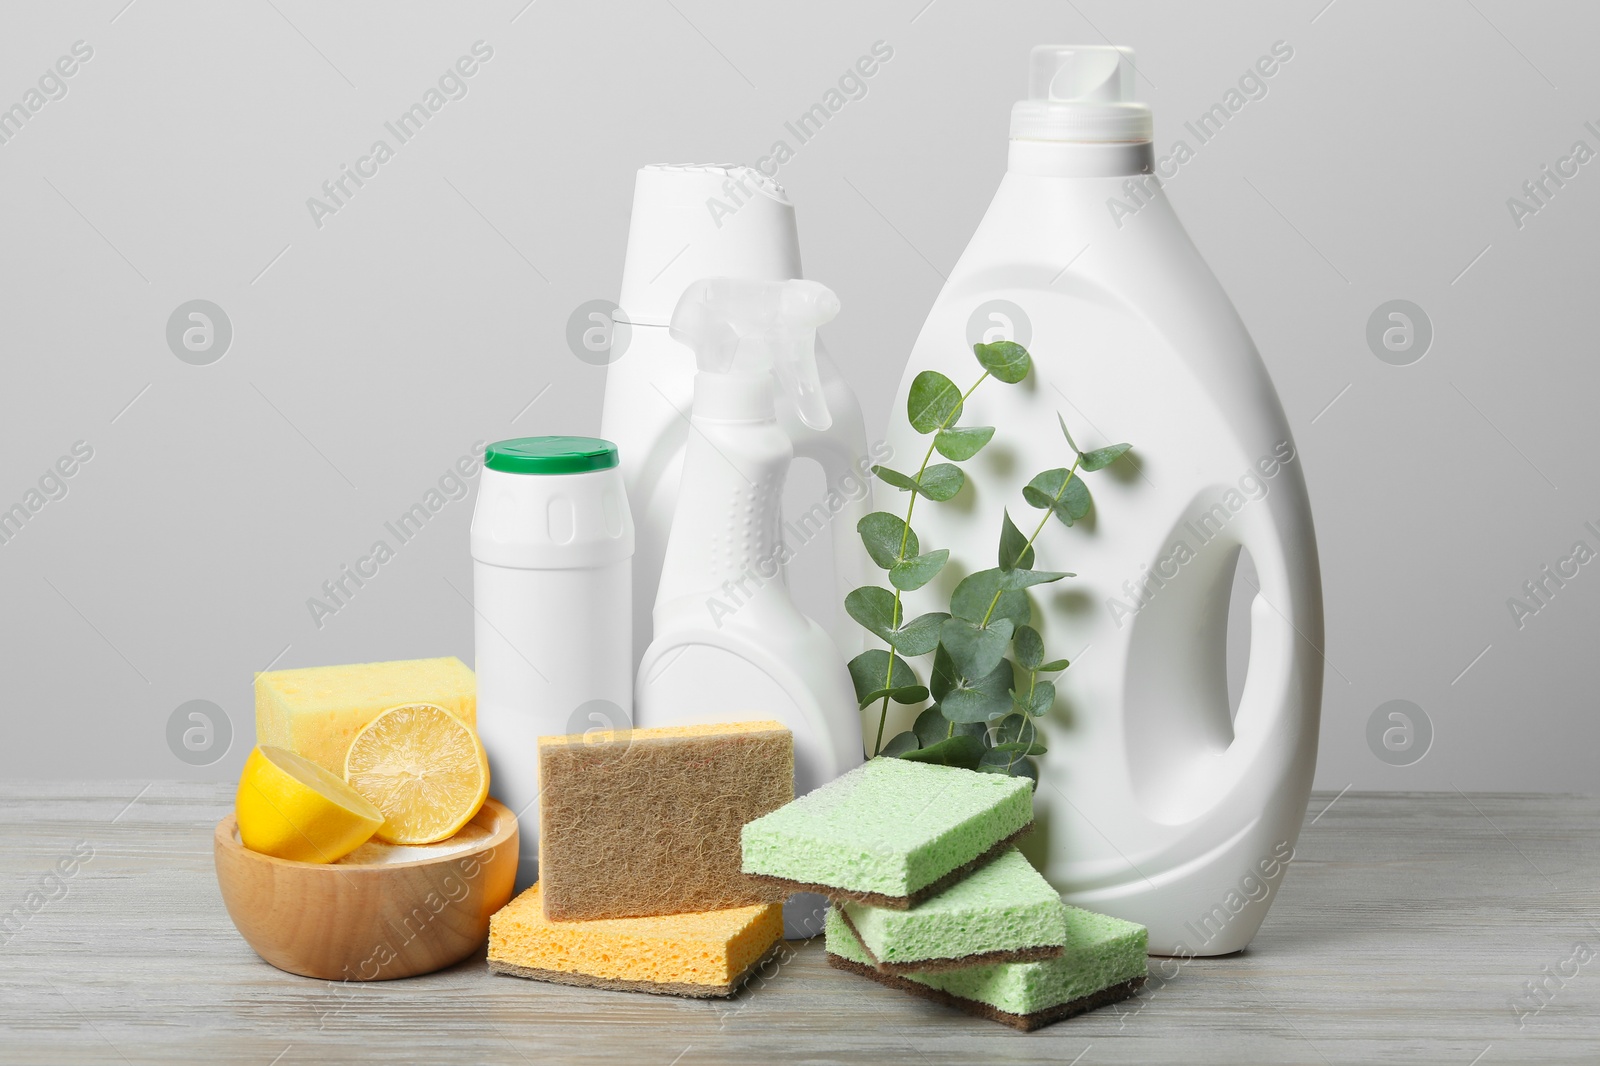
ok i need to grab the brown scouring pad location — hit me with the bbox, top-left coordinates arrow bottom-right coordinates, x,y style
538,720 -> 793,921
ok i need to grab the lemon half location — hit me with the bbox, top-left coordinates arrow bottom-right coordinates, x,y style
344,703 -> 489,845
236,746 -> 384,863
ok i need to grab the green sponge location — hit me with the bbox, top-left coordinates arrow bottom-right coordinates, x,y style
840,848 -> 1068,973
741,758 -> 1034,908
825,904 -> 1147,1031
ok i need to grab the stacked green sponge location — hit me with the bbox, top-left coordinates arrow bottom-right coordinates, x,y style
741,756 -> 1034,907
836,848 -> 1070,972
826,902 -> 1147,1031
741,758 -> 1147,1030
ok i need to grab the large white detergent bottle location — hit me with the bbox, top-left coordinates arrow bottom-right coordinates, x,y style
884,46 -> 1323,955
600,165 -> 875,671
635,277 -> 865,937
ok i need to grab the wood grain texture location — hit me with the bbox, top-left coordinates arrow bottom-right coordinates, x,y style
1,782 -> 1596,1065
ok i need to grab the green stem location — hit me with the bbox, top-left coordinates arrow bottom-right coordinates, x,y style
1018,671 -> 1037,767
872,370 -> 992,757
896,371 -> 989,559
979,455 -> 1084,628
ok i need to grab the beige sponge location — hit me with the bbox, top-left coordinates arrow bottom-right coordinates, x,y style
538,720 -> 792,921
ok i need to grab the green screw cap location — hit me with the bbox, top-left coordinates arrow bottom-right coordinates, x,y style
485,436 -> 619,475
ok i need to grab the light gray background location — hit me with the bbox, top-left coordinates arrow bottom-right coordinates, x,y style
1,0 -> 1594,791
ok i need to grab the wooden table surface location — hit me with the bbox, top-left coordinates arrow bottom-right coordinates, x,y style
1,782 -> 1595,1065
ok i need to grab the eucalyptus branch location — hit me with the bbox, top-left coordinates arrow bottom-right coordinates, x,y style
979,454 -> 1083,628
844,338 -> 1128,786
874,368 -> 993,757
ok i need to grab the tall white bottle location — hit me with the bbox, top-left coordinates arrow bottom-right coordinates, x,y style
634,278 -> 865,937
884,46 -> 1323,955
600,165 -> 875,672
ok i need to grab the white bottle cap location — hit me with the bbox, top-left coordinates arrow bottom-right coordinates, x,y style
1010,45 -> 1152,143
617,164 -> 802,327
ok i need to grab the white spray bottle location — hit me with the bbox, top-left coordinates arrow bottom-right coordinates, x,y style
634,277 -> 865,937
884,46 -> 1323,955
600,165 -> 877,674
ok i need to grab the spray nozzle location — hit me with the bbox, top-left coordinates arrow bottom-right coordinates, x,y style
669,278 -> 838,430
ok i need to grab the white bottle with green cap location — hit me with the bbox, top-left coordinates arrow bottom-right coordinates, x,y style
471,435 -> 633,887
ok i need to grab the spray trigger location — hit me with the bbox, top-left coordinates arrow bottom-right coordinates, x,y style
669,278 -> 838,431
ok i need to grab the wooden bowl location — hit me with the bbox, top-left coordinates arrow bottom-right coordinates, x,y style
215,797 -> 518,981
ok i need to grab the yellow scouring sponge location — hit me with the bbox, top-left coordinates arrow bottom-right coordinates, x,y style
487,882 -> 784,997
254,657 -> 476,775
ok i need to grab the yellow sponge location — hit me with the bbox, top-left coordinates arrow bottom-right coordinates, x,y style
487,882 -> 784,998
255,657 -> 476,775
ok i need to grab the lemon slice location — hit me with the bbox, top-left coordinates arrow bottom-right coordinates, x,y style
344,703 -> 490,845
236,746 -> 384,863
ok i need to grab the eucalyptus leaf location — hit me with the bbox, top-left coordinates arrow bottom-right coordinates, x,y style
1013,625 -> 1044,671
889,550 -> 949,592
913,706 -> 947,746
1001,568 -> 1073,591
978,750 -> 1038,786
1013,678 -> 1056,717
845,588 -> 945,658
929,644 -> 959,702
880,731 -> 920,758
943,689 -> 1011,725
973,340 -> 1032,384
873,466 -> 919,493
844,586 -> 898,644
941,659 -> 1017,723
1021,469 -> 1066,509
1063,477 -> 1092,520
915,463 -> 965,502
908,370 -> 964,433
847,649 -> 924,708
1039,657 -> 1071,672
892,611 -> 949,656
1080,442 -> 1133,472
934,425 -> 995,461
900,733 -> 985,770
939,617 -> 1015,679
857,512 -> 917,569
998,509 -> 1035,572
950,568 -> 1031,628
1056,412 -> 1081,455
979,748 -> 1019,770
1022,468 -> 1091,526
875,463 -> 965,503
913,706 -> 984,747
989,714 -> 1047,755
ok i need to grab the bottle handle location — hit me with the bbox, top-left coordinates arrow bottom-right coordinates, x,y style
785,340 -> 871,657
1210,509 -> 1320,806
1119,478 -> 1321,840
